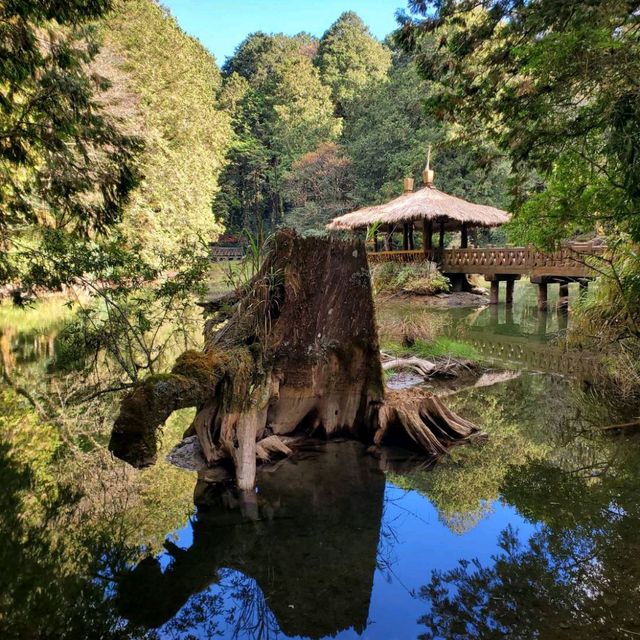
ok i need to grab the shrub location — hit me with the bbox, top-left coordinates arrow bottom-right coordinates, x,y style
371,261 -> 450,296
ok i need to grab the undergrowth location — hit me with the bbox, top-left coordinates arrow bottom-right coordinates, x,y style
371,261 -> 450,296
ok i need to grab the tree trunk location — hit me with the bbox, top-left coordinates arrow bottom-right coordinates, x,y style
110,230 -> 478,489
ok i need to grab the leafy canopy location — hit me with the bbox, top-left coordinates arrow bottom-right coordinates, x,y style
0,0 -> 141,283
99,0 -> 231,258
398,0 -> 640,245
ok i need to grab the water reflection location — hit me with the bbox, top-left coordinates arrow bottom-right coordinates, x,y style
117,442 -> 385,638
2,293 -> 640,639
419,448 -> 640,640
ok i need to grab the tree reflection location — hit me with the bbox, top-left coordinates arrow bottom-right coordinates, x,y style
418,443 -> 640,640
116,442 -> 386,639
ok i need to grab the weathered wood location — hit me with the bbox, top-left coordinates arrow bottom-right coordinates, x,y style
558,282 -> 570,310
536,282 -> 548,311
505,278 -> 515,305
111,231 -> 478,489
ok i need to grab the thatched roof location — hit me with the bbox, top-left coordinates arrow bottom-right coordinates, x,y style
326,185 -> 511,231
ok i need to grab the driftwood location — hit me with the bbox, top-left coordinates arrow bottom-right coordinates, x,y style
109,230 -> 479,489
381,353 -> 474,378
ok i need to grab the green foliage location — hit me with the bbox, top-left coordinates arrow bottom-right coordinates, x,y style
216,32 -> 340,232
568,241 -> 640,395
0,0 -> 141,285
316,12 -> 392,115
343,50 -> 511,207
381,336 -> 480,362
371,261 -> 450,296
399,0 -> 640,243
100,0 -> 231,258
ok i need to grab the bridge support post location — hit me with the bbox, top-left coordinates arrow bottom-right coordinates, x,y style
489,280 -> 499,305
486,274 -> 520,305
531,276 -> 548,312
537,283 -> 548,311
558,282 -> 569,311
505,279 -> 515,305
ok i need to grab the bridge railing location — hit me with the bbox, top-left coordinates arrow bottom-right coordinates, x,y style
366,246 -> 602,278
210,246 -> 245,262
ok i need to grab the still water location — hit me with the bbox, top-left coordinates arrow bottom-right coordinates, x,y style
1,283 -> 639,639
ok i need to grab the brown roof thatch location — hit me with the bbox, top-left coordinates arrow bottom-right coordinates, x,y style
326,185 -> 511,231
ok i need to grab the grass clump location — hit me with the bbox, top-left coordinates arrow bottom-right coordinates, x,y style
371,261 -> 450,296
381,337 -> 481,362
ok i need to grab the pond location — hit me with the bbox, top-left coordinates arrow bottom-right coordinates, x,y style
1,283 -> 639,639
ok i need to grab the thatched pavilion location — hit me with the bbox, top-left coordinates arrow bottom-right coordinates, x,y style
326,165 -> 511,254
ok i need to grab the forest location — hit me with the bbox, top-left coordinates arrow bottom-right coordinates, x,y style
1,0 -> 640,638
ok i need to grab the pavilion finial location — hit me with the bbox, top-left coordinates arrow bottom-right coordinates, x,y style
423,145 -> 434,187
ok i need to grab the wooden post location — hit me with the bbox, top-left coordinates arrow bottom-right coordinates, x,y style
537,310 -> 547,337
422,219 -> 428,256
408,223 -> 415,250
489,280 -> 499,305
537,282 -> 548,311
505,305 -> 514,326
461,223 -> 468,249
373,230 -> 379,252
383,231 -> 391,251
439,221 -> 445,250
558,282 -> 569,310
403,224 -> 409,251
505,278 -> 515,305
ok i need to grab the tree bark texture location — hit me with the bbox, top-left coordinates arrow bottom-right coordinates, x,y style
110,230 -> 478,489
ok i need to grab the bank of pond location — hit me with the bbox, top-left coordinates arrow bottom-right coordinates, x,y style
0,282 -> 639,639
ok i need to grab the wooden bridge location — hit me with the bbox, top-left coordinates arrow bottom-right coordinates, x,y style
209,245 -> 244,262
367,245 -> 602,309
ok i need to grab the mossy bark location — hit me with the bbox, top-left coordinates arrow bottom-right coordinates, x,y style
110,230 -> 478,488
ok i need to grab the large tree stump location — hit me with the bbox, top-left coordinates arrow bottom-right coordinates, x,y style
109,230 -> 478,489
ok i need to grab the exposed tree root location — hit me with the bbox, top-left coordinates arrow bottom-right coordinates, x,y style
375,388 -> 479,456
110,231 -> 480,488
381,353 -> 474,378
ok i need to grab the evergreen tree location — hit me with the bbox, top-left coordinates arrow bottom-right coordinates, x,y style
316,12 -> 392,116
100,0 -> 231,257
216,33 -> 339,231
343,50 -> 511,212
0,0 -> 141,284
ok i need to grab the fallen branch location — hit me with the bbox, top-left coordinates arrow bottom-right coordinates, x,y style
600,420 -> 640,433
381,353 -> 474,378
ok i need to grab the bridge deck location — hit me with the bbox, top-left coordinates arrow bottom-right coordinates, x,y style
366,246 -> 600,279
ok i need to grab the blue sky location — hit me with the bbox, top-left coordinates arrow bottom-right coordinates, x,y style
162,0 -> 406,65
